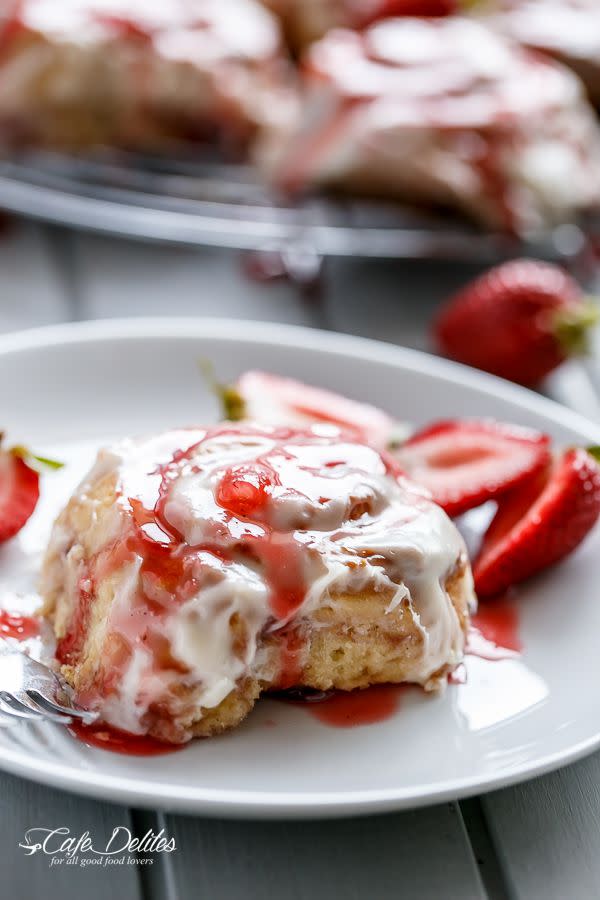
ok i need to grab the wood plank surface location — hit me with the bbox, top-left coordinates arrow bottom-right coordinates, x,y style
165,805 -> 486,900
482,755 -> 600,900
0,761 -> 143,900
0,223 -> 70,331
69,234 -> 325,328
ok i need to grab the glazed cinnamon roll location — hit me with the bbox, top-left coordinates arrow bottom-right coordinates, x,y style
0,0 -> 295,152
265,16 -> 600,233
41,424 -> 473,742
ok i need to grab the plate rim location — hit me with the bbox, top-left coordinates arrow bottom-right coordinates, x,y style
2,314 -> 600,439
2,316 -> 600,819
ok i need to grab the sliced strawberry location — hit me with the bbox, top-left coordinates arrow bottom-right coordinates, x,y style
474,448 -> 600,598
0,450 -> 40,543
232,370 -> 394,448
394,419 -> 551,517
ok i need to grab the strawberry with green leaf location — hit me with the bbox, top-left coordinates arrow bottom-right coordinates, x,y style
434,260 -> 599,387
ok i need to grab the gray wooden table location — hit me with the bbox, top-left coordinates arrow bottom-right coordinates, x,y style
1,221 -> 600,900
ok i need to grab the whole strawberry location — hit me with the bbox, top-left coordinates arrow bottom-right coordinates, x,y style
434,259 -> 599,387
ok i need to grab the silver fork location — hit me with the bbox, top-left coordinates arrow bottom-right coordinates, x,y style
0,650 -> 97,726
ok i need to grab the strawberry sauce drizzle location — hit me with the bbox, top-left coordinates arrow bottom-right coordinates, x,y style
56,570 -> 94,664
272,629 -> 306,689
69,720 -> 183,756
0,3 -> 25,58
271,683 -> 409,727
0,609 -> 39,641
250,532 -> 307,620
356,0 -> 456,27
467,594 -> 522,661
304,684 -> 407,728
93,14 -> 153,41
214,459 -> 308,618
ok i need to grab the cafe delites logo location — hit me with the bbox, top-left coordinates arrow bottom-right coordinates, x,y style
18,826 -> 176,868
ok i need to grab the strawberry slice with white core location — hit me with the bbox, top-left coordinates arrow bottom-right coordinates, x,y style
474,447 -> 600,598
394,419 -> 551,517
233,370 -> 394,448
0,450 -> 40,543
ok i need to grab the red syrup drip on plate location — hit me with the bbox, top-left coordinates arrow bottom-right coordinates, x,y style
272,684 -> 407,728
0,610 -> 40,641
69,721 -> 184,757
307,684 -> 406,727
447,595 -> 521,683
467,593 -> 522,662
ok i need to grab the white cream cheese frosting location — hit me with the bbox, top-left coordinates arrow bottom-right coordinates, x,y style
44,424 -> 471,734
480,0 -> 600,71
17,0 -> 282,60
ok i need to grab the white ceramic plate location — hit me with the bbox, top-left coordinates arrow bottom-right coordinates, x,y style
1,318 -> 599,819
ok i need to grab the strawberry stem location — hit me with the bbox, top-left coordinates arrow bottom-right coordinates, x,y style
30,454 -> 65,471
553,299 -> 599,356
10,446 -> 64,471
386,422 -> 413,450
199,360 -> 246,422
587,446 -> 600,464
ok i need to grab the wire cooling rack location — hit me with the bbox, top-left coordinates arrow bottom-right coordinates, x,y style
0,148 -> 594,263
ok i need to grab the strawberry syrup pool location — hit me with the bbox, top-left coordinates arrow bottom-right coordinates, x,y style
0,438 -> 549,751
